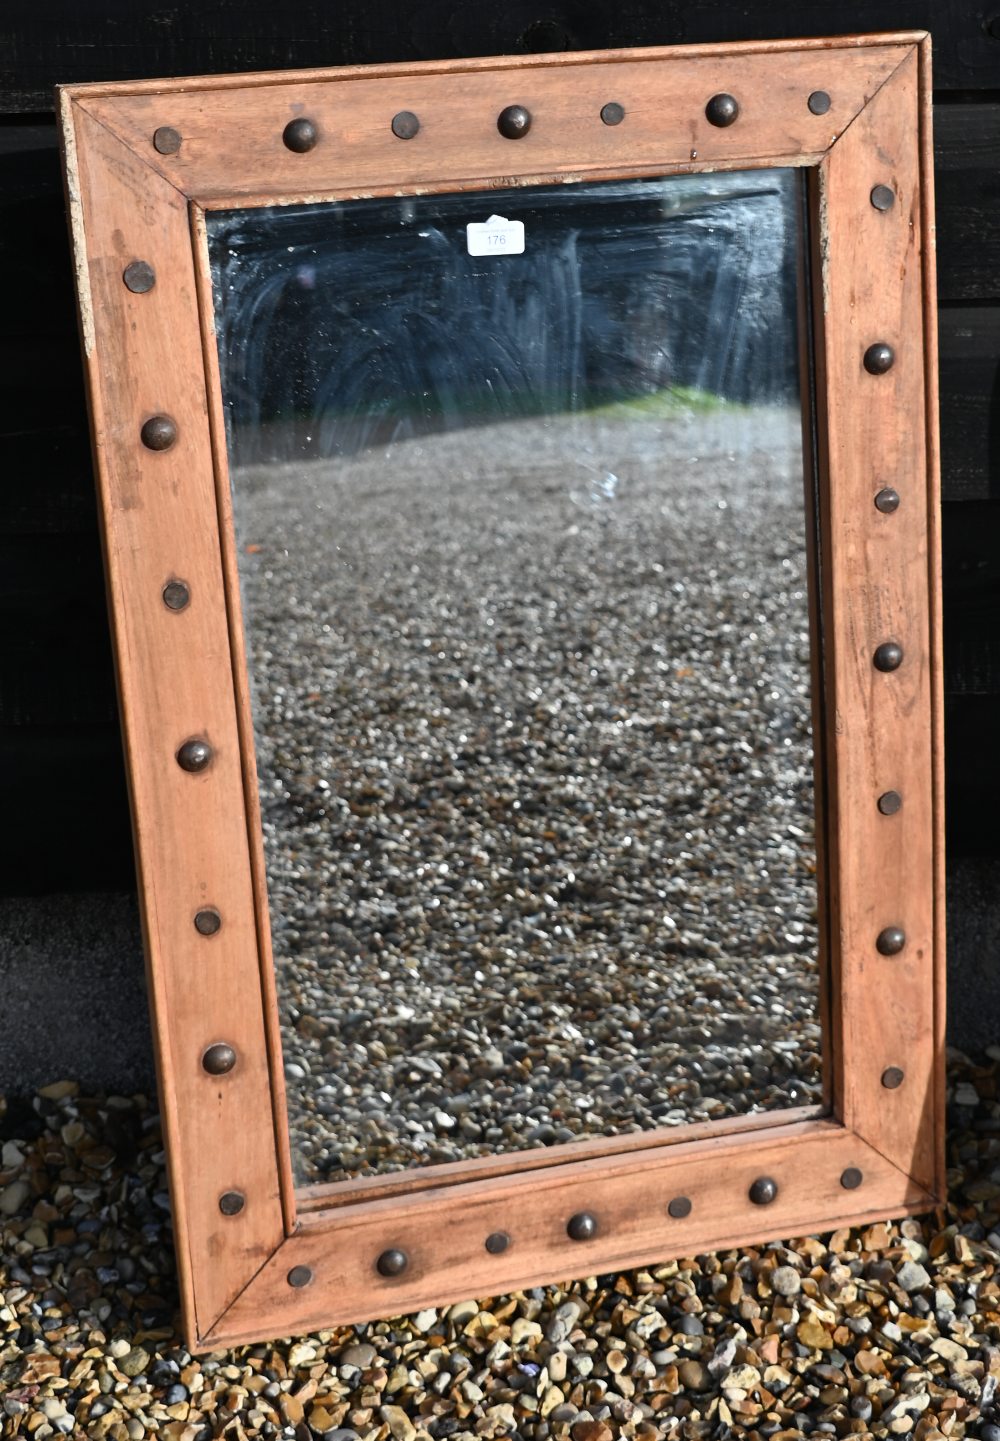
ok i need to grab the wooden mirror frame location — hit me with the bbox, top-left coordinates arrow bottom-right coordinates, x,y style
59,31 -> 944,1350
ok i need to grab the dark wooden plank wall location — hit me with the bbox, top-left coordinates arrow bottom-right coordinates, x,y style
1,2 -> 998,891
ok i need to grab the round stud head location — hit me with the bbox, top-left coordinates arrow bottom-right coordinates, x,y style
123,260 -> 156,294
882,1066 -> 905,1089
600,102 -> 625,126
874,487 -> 901,514
485,1231 -> 510,1254
391,110 -> 419,139
202,1042 -> 237,1076
152,126 -> 182,155
876,925 -> 906,956
808,90 -> 831,115
287,1264 -> 313,1288
140,415 -> 178,452
667,1196 -> 692,1219
877,790 -> 902,816
497,105 -> 532,139
162,580 -> 190,612
705,93 -> 740,127
376,1247 -> 408,1277
840,1167 -> 863,1190
873,641 -> 903,673
749,1176 -> 778,1206
177,738 -> 213,772
864,342 -> 895,375
219,1190 -> 245,1216
566,1211 -> 598,1241
283,117 -> 318,153
194,908 -> 222,936
871,183 -> 896,212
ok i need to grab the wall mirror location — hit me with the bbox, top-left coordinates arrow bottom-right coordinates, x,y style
60,32 -> 944,1349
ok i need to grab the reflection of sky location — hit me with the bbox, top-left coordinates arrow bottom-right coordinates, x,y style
208,169 -> 803,469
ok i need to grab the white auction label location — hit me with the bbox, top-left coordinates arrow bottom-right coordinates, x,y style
466,214 -> 525,257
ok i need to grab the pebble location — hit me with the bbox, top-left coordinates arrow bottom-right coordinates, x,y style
572,1423 -> 613,1441
897,1259 -> 932,1292
547,1299 -> 582,1343
679,1360 -> 708,1390
771,1264 -> 802,1295
0,1180 -> 30,1216
340,1341 -> 377,1368
379,1403 -> 417,1440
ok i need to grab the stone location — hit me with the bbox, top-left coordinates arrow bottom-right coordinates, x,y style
119,1348 -> 150,1378
896,1261 -> 932,1293
771,1266 -> 802,1297
571,1423 -> 614,1441
678,1361 -> 708,1391
0,1180 -> 30,1216
379,1404 -> 417,1441
340,1343 -> 377,1369
796,1319 -> 833,1350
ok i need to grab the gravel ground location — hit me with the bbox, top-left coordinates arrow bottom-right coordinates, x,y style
0,1053 -> 995,1439
234,403 -> 821,1187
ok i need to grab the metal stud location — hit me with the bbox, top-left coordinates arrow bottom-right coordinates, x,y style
705,93 -> 739,127
882,1066 -> 905,1089
875,487 -> 901,514
667,1196 -> 692,1219
391,110 -> 419,139
870,184 -> 896,212
497,105 -> 532,139
162,580 -> 190,612
219,1190 -> 245,1216
376,1247 -> 408,1277
202,1043 -> 237,1076
567,1211 -> 598,1241
840,1167 -> 863,1190
808,91 -> 831,115
283,118 -> 318,153
123,261 -> 156,294
287,1265 -> 313,1288
600,102 -> 625,126
749,1176 -> 778,1206
177,738 -> 213,772
194,908 -> 222,936
876,926 -> 906,956
140,415 -> 178,451
152,126 -> 182,155
485,1231 -> 510,1254
873,641 -> 903,673
877,790 -> 902,816
863,342 -> 895,375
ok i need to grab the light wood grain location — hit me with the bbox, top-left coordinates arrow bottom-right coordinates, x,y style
918,34 -> 947,1207
188,205 -> 298,1236
297,1104 -> 822,1212
75,44 -> 911,206
815,46 -> 942,1190
208,1119 -> 932,1348
61,99 -> 287,1338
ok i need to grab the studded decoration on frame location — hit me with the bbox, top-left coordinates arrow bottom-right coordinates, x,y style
60,32 -> 944,1349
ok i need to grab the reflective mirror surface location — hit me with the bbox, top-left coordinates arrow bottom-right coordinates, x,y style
208,170 -> 822,1187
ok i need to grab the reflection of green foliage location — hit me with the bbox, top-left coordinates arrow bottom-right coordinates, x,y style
589,384 -> 754,419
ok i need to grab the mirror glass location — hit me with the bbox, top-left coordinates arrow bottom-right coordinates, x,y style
208,169 -> 822,1188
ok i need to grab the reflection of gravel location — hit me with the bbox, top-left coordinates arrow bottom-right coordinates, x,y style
233,404 -> 821,1187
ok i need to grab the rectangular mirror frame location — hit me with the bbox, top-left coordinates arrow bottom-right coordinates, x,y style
59,32 -> 944,1350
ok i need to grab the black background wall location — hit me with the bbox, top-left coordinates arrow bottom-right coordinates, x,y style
1,3 -> 997,1088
